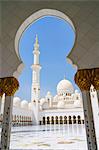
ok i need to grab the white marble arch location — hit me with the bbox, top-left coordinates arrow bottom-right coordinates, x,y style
14,9 -> 76,78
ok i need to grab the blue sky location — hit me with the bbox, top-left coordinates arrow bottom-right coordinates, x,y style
15,16 -> 79,101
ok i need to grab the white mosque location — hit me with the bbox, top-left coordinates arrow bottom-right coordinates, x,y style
1,35 -> 97,126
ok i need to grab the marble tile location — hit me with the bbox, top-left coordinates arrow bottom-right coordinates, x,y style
8,125 -> 99,149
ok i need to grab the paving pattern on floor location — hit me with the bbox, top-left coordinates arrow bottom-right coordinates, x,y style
9,125 -> 99,150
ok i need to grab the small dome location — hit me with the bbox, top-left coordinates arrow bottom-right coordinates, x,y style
75,90 -> 79,93
21,100 -> 28,109
28,103 -> 32,110
42,102 -> 49,109
57,79 -> 74,95
57,101 -> 65,108
46,91 -> 52,99
13,97 -> 21,107
47,91 -> 51,95
46,91 -> 52,97
40,98 -> 46,105
74,90 -> 81,100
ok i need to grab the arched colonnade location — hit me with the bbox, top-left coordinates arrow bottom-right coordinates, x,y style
40,115 -> 84,125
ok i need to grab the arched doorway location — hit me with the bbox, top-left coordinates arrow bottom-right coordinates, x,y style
43,116 -> 45,125
14,8 -> 76,127
15,9 -> 75,57
82,119 -> 84,124
47,116 -> 50,124
55,116 -> 58,124
60,116 -> 63,124
51,116 -> 54,124
68,116 -> 72,124
64,116 -> 67,124
16,115 -> 19,126
13,7 -> 76,148
73,115 -> 76,124
19,115 -> 21,126
14,9 -> 75,78
77,115 -> 81,124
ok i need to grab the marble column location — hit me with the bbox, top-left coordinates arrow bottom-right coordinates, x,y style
92,68 -> 99,107
82,91 -> 97,150
0,77 -> 19,150
1,96 -> 13,149
75,69 -> 98,150
96,90 -> 99,106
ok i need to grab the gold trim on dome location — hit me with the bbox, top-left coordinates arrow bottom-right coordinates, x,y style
0,77 -> 19,96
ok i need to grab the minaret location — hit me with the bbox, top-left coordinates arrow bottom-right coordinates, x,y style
31,34 -> 41,105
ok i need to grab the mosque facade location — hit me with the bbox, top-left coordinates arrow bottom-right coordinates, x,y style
1,35 -> 91,126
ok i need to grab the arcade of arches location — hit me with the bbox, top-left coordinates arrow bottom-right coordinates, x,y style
0,114 -> 32,127
40,115 -> 84,125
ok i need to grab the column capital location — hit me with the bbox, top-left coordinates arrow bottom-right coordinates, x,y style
74,68 -> 99,91
0,77 -> 19,96
92,68 -> 99,90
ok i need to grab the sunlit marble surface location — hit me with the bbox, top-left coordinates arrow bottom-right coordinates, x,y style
9,124 -> 91,150
0,124 -> 98,149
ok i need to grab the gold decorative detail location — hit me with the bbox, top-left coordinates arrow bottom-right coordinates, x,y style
75,69 -> 91,91
92,68 -> 99,90
0,77 -> 19,96
0,86 -> 4,97
75,68 -> 99,91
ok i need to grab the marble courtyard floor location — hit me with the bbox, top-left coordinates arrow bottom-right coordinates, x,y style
9,124 -> 92,150
0,124 -> 98,149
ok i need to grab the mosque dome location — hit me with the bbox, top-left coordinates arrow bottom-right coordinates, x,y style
40,98 -> 46,105
13,97 -> 21,107
28,103 -> 32,110
46,91 -> 52,98
21,100 -> 28,109
57,101 -> 65,108
47,91 -> 51,95
75,90 -> 79,93
57,79 -> 74,95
